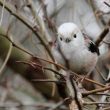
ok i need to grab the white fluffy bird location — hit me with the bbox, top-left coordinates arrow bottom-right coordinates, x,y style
52,23 -> 100,75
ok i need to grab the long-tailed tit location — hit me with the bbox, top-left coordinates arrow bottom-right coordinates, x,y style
52,23 -> 100,75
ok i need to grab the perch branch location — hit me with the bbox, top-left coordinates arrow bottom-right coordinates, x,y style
82,86 -> 110,97
69,75 -> 83,110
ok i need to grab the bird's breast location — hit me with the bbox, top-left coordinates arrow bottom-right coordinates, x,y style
69,48 -> 98,75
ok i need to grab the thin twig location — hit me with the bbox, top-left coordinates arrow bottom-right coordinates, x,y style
27,0 -> 49,41
70,72 -> 106,87
82,86 -> 110,97
95,67 -> 107,81
47,97 -> 70,110
69,75 -> 83,110
95,26 -> 109,46
16,60 -> 65,79
83,102 -> 110,105
31,79 -> 65,84
104,1 -> 110,7
40,0 -> 57,33
92,93 -> 110,96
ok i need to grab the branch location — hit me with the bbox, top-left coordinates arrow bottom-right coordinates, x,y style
83,102 -> 110,105
69,75 -> 83,110
40,0 -> 57,33
95,26 -> 109,46
104,1 -> 110,7
70,72 -> 106,87
16,60 -> 65,79
31,79 -> 65,84
48,98 -> 69,110
82,86 -> 110,97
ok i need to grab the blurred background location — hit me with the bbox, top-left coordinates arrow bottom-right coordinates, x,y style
0,0 -> 110,110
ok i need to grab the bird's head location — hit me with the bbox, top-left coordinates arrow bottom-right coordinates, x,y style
57,22 -> 85,47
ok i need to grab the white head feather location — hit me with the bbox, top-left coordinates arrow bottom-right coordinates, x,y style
57,22 -> 85,50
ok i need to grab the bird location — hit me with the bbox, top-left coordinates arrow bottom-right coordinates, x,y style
51,22 -> 100,75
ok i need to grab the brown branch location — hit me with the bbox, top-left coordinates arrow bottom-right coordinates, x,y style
82,86 -> 110,97
95,18 -> 110,46
16,60 -> 65,78
91,93 -> 110,96
104,1 -> 110,7
95,26 -> 109,46
70,72 -> 106,87
69,75 -> 83,110
95,67 -> 107,81
83,102 -> 110,105
39,0 -> 57,33
31,79 -> 65,84
48,97 -> 70,110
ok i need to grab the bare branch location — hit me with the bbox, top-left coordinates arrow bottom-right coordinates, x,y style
31,79 -> 65,84
83,102 -> 110,105
82,86 -> 110,97
95,26 -> 109,46
104,1 -> 110,7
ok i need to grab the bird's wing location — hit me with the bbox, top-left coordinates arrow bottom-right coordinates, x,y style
83,33 -> 100,55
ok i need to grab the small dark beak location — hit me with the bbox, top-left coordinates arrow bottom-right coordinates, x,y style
65,38 -> 71,43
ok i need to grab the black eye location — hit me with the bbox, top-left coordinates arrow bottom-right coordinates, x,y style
73,34 -> 77,38
60,37 -> 62,41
